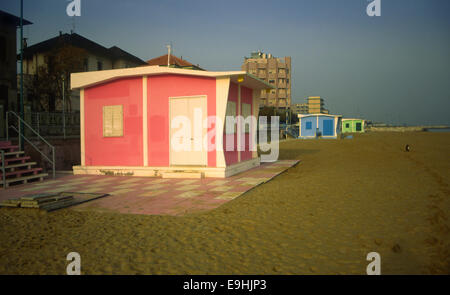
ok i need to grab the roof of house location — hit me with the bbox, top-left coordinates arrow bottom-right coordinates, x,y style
0,10 -> 32,26
146,54 -> 205,70
71,65 -> 274,90
21,32 -> 146,64
342,118 -> 365,121
108,46 -> 147,65
298,114 -> 342,118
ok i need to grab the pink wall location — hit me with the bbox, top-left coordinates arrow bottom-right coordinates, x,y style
147,74 -> 216,167
82,74 -> 254,168
84,77 -> 143,166
224,82 -> 238,165
240,86 -> 253,161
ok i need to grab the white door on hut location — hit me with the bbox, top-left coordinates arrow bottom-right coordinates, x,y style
169,96 -> 207,166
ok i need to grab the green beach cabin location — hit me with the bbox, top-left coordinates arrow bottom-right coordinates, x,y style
342,119 -> 365,133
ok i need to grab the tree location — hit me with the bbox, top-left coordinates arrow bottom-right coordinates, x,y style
26,45 -> 87,112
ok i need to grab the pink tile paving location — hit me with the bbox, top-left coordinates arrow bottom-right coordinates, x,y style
0,160 -> 299,216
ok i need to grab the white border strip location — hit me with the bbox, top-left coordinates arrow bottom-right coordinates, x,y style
143,76 -> 148,166
80,89 -> 85,166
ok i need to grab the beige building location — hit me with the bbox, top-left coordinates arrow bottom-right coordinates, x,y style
241,51 -> 291,109
0,10 -> 32,115
293,96 -> 330,115
307,96 -> 324,114
292,103 -> 308,115
21,32 -> 147,112
307,96 -> 330,114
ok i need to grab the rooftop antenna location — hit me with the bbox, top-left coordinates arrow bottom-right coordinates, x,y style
166,44 -> 172,67
70,16 -> 76,33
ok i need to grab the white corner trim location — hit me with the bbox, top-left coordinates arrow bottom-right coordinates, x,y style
80,89 -> 85,166
143,76 -> 148,166
215,77 -> 230,168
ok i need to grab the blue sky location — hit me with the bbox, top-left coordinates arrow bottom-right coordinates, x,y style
2,0 -> 449,125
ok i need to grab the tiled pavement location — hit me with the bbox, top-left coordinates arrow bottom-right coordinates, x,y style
0,160 -> 299,216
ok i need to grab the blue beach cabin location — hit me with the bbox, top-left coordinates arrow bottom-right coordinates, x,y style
298,114 -> 342,139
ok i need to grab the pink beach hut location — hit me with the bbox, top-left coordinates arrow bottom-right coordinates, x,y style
70,66 -> 272,178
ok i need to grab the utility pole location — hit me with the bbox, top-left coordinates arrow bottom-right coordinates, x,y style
62,74 -> 66,139
19,0 -> 24,150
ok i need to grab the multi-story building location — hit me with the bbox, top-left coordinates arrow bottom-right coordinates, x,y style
292,103 -> 309,115
307,96 -> 330,114
21,31 -> 147,111
241,51 -> 291,110
307,96 -> 324,114
293,96 -> 330,115
0,10 -> 32,114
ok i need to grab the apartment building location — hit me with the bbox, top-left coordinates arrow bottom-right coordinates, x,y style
293,96 -> 330,115
0,10 -> 32,114
307,96 -> 324,114
21,31 -> 147,111
292,103 -> 309,115
241,51 -> 291,109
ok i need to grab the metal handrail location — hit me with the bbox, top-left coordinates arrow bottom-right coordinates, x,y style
1,150 -> 5,189
6,111 -> 55,179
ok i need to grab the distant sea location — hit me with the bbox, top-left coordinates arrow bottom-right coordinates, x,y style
425,128 -> 450,133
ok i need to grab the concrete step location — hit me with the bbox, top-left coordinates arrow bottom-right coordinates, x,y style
162,171 -> 203,179
0,156 -> 31,165
4,151 -> 25,157
0,167 -> 43,178
4,162 -> 37,170
0,141 -> 12,147
0,173 -> 48,188
0,145 -> 19,152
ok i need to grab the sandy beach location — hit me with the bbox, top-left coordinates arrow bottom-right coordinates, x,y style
0,131 -> 448,274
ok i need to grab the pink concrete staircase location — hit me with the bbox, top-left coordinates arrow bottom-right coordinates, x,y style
0,141 -> 48,188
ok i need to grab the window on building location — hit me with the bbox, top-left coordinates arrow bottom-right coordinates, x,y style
286,79 -> 289,84
356,122 -> 362,131
306,121 -> 312,130
346,123 -> 350,128
269,79 -> 275,84
0,36 -> 6,62
103,105 -> 123,137
225,101 -> 236,134
83,58 -> 89,71
0,85 -> 7,102
242,103 -> 252,133
97,61 -> 103,70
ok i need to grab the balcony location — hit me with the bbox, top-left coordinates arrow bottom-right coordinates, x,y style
257,62 -> 267,68
277,72 -> 286,78
268,72 -> 277,79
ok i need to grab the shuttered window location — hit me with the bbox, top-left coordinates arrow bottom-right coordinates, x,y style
225,101 -> 236,134
103,105 -> 123,137
241,103 -> 252,133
